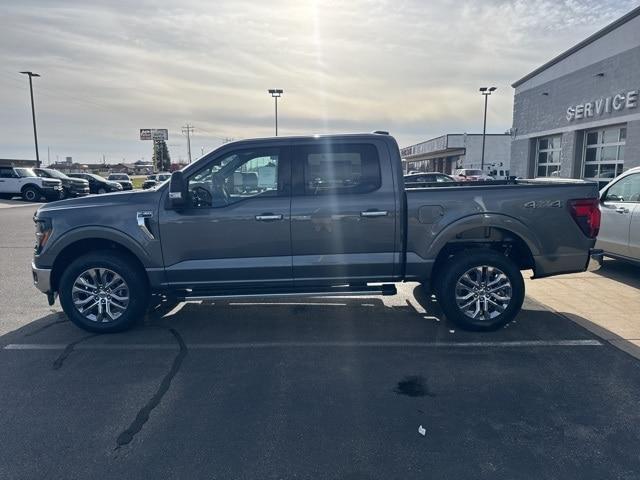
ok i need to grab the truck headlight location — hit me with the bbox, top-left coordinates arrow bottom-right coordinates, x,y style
34,217 -> 52,254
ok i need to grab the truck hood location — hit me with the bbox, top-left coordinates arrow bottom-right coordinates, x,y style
36,189 -> 160,215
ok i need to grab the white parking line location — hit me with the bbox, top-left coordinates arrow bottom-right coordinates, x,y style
3,339 -> 603,350
0,201 -> 43,209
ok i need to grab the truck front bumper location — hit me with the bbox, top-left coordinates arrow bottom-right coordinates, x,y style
586,248 -> 604,272
32,262 -> 52,294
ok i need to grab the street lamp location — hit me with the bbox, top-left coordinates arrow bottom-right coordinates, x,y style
479,86 -> 496,172
20,71 -> 41,168
268,89 -> 283,136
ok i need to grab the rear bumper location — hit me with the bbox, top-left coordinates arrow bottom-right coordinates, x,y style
586,248 -> 604,272
32,261 -> 52,294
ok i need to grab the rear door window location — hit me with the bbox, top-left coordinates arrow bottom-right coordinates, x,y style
298,143 -> 381,195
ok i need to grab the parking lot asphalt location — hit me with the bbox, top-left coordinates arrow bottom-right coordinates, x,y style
1,204 -> 640,479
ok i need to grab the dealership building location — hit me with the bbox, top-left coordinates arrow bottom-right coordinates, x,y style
401,133 -> 511,177
510,6 -> 640,185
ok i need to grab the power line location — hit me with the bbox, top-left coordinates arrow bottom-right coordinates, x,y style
181,123 -> 194,164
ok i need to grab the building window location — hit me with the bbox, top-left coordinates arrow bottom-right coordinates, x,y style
535,135 -> 562,177
582,125 -> 626,184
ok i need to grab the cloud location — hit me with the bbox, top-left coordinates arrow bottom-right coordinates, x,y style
0,0 -> 637,162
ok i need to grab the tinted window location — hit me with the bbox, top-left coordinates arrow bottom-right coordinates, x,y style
605,174 -> 640,203
301,143 -> 380,195
187,148 -> 280,208
15,168 -> 37,177
0,168 -> 17,178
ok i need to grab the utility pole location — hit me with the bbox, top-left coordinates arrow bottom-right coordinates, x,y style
182,124 -> 194,164
479,86 -> 496,172
20,71 -> 41,167
268,89 -> 283,136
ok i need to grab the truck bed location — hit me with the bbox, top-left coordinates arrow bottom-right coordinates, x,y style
403,179 -> 600,280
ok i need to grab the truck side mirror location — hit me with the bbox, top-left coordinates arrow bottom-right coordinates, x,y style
169,171 -> 187,208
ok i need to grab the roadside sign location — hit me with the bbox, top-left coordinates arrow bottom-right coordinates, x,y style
140,129 -> 168,141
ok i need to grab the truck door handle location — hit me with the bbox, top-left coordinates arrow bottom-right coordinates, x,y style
360,210 -> 388,218
255,214 -> 283,221
615,206 -> 630,214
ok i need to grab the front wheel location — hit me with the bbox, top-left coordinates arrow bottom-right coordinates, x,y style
22,186 -> 41,202
59,251 -> 149,333
435,249 -> 524,331
97,187 -> 107,194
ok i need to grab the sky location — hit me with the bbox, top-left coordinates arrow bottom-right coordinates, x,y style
0,0 -> 638,165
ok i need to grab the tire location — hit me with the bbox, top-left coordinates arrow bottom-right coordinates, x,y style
435,249 -> 524,331
59,251 -> 149,333
22,186 -> 41,202
97,187 -> 107,194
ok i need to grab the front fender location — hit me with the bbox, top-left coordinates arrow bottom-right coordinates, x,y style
36,225 -> 158,269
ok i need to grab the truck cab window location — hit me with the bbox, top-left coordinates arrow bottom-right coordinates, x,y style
605,174 -> 640,202
302,143 -> 381,195
187,148 -> 280,208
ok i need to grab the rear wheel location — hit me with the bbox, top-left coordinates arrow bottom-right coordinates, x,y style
435,249 -> 524,331
59,251 -> 149,333
22,186 -> 41,202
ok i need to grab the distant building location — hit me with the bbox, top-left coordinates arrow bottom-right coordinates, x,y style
511,5 -> 640,187
400,133 -> 511,177
0,159 -> 37,168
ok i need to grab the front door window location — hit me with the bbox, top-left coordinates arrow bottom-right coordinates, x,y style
187,149 -> 280,208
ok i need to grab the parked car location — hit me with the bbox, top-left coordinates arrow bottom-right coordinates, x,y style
34,168 -> 90,199
32,132 -> 602,333
454,169 -> 494,181
596,166 -> 640,264
67,173 -> 123,194
0,166 -> 62,201
404,172 -> 455,184
107,173 -> 133,190
142,172 -> 171,190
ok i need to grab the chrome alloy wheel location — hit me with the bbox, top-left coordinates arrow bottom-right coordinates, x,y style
71,268 -> 130,323
454,265 -> 512,320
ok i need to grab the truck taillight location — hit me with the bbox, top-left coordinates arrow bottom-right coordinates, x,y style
568,198 -> 601,238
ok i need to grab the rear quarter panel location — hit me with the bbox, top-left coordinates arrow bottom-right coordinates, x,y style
405,182 -> 600,280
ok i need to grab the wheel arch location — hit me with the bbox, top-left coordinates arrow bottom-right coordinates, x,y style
21,183 -> 42,193
428,214 -> 540,286
48,229 -> 152,292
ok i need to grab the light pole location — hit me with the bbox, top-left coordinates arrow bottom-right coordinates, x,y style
479,86 -> 496,172
268,89 -> 283,136
20,71 -> 41,168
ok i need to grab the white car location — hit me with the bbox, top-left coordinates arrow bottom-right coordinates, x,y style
453,169 -> 494,181
0,166 -> 63,201
596,166 -> 640,264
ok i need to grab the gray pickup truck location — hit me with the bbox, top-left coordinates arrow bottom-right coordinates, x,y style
32,133 -> 603,333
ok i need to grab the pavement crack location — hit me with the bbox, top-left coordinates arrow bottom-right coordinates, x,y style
26,318 -> 68,337
52,334 -> 98,370
115,328 -> 187,448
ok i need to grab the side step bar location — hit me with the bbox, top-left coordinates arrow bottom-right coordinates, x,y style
178,284 -> 397,301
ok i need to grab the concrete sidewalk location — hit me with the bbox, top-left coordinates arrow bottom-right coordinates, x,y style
525,258 -> 640,359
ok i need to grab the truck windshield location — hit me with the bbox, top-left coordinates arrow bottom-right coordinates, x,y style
15,168 -> 37,178
40,169 -> 67,179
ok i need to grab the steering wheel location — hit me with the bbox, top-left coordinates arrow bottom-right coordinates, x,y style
191,186 -> 213,207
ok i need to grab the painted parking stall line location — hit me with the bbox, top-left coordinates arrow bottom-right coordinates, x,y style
3,339 -> 603,351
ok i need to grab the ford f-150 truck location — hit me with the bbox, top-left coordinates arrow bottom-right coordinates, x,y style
31,133 -> 603,333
